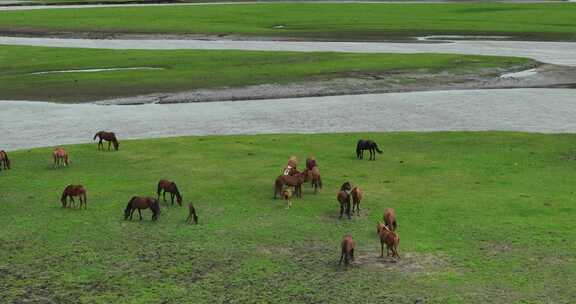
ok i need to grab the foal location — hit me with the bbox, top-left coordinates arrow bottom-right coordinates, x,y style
304,166 -> 323,194
53,148 -> 69,168
94,131 -> 119,151
336,182 -> 352,219
186,202 -> 198,224
60,185 -> 87,209
0,150 -> 10,170
379,225 -> 400,259
339,235 -> 355,266
351,187 -> 363,215
157,179 -> 183,206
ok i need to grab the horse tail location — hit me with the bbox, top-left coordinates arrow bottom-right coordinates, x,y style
156,182 -> 162,197
318,175 -> 323,189
4,152 -> 10,169
374,143 -> 383,154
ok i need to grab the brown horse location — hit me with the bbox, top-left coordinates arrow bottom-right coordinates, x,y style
157,179 -> 183,206
356,139 -> 382,160
53,148 -> 69,167
306,156 -> 317,171
274,171 -> 306,199
351,187 -> 363,215
0,150 -> 10,170
377,222 -> 386,235
379,225 -> 400,259
336,182 -> 352,219
94,131 -> 119,151
383,208 -> 397,231
124,196 -> 160,221
282,188 -> 293,209
60,185 -> 87,209
304,166 -> 323,194
186,202 -> 198,224
339,235 -> 355,266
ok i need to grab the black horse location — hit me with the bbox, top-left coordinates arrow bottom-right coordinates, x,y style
356,140 -> 382,160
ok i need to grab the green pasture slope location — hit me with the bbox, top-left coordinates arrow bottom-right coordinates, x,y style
1,3 -> 575,40
1,132 -> 575,303
0,45 -> 531,102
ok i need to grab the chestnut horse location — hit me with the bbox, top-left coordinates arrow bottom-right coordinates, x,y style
60,185 -> 87,209
94,131 -> 119,151
351,187 -> 363,215
124,196 -> 160,221
339,235 -> 355,266
274,171 -> 306,199
336,182 -> 352,219
379,225 -> 400,259
157,179 -> 183,206
356,139 -> 382,160
304,166 -> 322,194
186,202 -> 198,224
53,148 -> 69,167
383,208 -> 397,231
0,150 -> 10,170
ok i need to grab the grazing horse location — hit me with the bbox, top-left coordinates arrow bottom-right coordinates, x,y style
52,148 -> 69,167
356,139 -> 382,160
379,225 -> 400,259
60,185 -> 87,209
157,179 -> 183,206
336,182 -> 352,219
282,188 -> 293,209
93,131 -> 119,151
383,208 -> 397,231
0,150 -> 10,170
274,171 -> 306,199
186,202 -> 198,224
124,196 -> 160,221
339,235 -> 355,266
351,187 -> 363,215
306,156 -> 317,171
304,166 -> 323,194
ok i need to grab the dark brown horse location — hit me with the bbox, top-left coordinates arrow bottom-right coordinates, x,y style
0,150 -> 10,170
124,196 -> 160,221
186,202 -> 198,224
356,139 -> 382,160
53,147 -> 69,168
383,208 -> 397,231
336,182 -> 352,219
157,179 -> 183,206
351,187 -> 363,215
379,225 -> 400,259
306,156 -> 317,171
339,235 -> 355,266
274,170 -> 306,199
304,166 -> 322,194
94,131 -> 119,151
60,185 -> 87,209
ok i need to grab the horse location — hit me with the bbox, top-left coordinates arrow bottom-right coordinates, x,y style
336,182 -> 352,219
304,166 -> 323,194
60,185 -> 87,209
52,148 -> 69,167
186,202 -> 198,224
383,208 -> 397,231
282,188 -> 293,209
379,225 -> 400,259
351,187 -> 363,215
377,222 -> 386,235
274,171 -> 306,199
93,131 -> 119,151
124,196 -> 160,221
306,156 -> 317,171
0,150 -> 10,170
157,179 -> 183,206
356,139 -> 382,160
339,235 -> 355,266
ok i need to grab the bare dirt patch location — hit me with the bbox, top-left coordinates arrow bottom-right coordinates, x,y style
354,251 -> 451,274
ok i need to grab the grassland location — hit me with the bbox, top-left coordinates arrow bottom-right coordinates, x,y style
1,132 -> 575,303
1,3 -> 575,41
0,45 -> 532,102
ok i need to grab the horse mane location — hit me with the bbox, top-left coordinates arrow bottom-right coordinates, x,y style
93,131 -> 101,140
60,187 -> 68,204
172,183 -> 181,197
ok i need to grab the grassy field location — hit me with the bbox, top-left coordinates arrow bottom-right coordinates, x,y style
1,3 -> 575,41
1,132 -> 575,303
0,45 -> 532,102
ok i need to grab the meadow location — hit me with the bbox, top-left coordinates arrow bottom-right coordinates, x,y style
1,132 -> 575,303
1,3 -> 575,40
0,45 -> 531,102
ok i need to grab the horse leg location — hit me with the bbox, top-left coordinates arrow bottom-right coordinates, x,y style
138,209 -> 143,220
339,249 -> 345,265
346,200 -> 351,219
380,240 -> 385,257
69,197 -> 75,208
171,193 -> 175,205
107,141 -> 111,151
130,209 -> 135,220
339,202 -> 344,219
163,191 -> 167,202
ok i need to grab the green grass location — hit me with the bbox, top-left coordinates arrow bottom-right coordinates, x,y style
1,132 -> 575,303
0,45 -> 531,102
1,3 -> 576,40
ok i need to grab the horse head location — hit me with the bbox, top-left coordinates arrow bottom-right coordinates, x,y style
113,140 -> 120,151
340,182 -> 352,192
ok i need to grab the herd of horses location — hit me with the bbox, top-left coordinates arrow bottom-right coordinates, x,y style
3,134 -> 397,266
